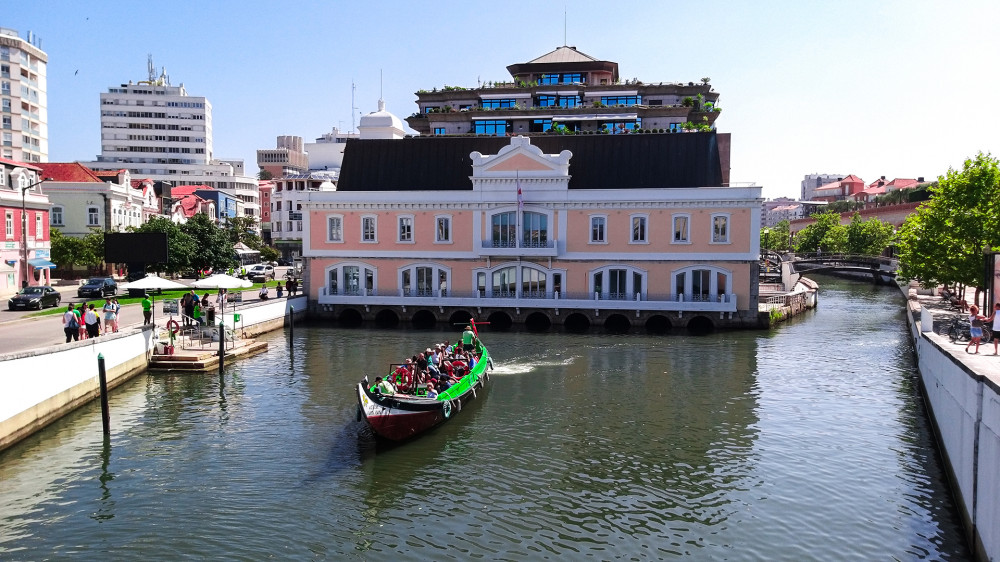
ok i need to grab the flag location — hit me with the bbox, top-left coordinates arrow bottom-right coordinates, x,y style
517,184 -> 523,210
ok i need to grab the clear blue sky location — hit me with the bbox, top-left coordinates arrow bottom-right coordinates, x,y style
7,0 -> 999,199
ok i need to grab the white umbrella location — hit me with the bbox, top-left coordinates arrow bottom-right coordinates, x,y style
192,273 -> 253,330
124,275 -> 189,327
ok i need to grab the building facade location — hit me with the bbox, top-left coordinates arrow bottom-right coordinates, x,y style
37,163 -> 156,236
406,46 -> 721,139
801,173 -> 846,201
304,134 -> 762,332
0,27 -> 47,163
256,135 -> 308,178
82,65 -> 259,223
1,160 -> 52,295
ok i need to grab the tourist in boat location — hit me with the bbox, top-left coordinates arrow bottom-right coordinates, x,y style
425,381 -> 438,399
374,376 -> 395,395
462,326 -> 476,352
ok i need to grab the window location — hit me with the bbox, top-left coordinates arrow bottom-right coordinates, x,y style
600,95 -> 642,106
4,210 -> 11,238
87,206 -> 100,226
590,265 -> 646,300
399,263 -> 449,297
601,120 -> 640,134
435,216 -> 451,243
672,214 -> 690,243
521,267 -> 547,298
433,127 -> 446,135
630,215 -> 648,243
522,212 -> 548,247
672,265 -> 731,302
590,215 -> 606,243
490,212 -> 517,247
491,266 -> 516,297
361,215 -> 377,242
327,263 -> 376,296
712,214 -> 730,243
535,94 -> 580,108
35,212 -> 42,238
398,215 -> 413,243
480,98 -> 518,109
529,119 -> 552,133
327,215 -> 343,242
473,120 -> 509,136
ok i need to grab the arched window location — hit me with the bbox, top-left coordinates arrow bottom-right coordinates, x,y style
522,212 -> 548,247
399,263 -> 450,297
490,212 -> 517,247
589,265 -> 646,300
326,262 -> 376,296
672,265 -> 731,302
474,263 -> 564,299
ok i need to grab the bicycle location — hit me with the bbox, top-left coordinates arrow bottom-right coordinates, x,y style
947,316 -> 992,344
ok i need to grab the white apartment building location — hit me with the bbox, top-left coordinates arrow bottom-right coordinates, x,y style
303,127 -> 358,172
83,64 -> 259,223
801,173 -> 845,201
0,27 -> 47,163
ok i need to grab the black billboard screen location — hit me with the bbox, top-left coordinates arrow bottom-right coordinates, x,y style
104,232 -> 169,264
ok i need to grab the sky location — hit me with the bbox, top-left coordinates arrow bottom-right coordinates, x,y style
6,0 -> 999,199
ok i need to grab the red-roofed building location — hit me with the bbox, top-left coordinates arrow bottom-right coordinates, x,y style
1,161 -> 53,295
37,163 -> 157,236
810,174 -> 865,202
170,194 -> 216,224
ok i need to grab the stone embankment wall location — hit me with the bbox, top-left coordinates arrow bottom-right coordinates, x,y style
0,297 -> 306,453
903,285 -> 999,561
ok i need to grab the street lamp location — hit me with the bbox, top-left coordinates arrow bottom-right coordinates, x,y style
11,168 -> 52,289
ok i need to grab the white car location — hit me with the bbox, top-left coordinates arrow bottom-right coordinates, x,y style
248,264 -> 275,282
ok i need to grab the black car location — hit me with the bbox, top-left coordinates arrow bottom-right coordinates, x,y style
8,286 -> 62,310
78,277 -> 118,298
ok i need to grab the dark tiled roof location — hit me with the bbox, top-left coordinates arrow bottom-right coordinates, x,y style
337,132 -> 723,191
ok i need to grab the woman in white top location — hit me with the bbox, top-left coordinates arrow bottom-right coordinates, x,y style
989,302 -> 1000,355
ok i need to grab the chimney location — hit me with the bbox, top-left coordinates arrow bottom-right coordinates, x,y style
918,176 -> 924,182
881,175 -> 885,180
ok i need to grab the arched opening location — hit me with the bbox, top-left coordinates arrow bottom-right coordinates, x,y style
524,311 -> 552,332
604,314 -> 632,334
411,309 -> 437,329
338,308 -> 364,328
644,315 -> 672,335
486,311 -> 513,331
449,310 -> 473,327
374,309 -> 400,329
686,315 -> 715,335
564,313 -> 591,334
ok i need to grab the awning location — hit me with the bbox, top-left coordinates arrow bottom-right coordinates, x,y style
28,258 -> 57,269
0,261 -> 14,273
554,113 -> 639,122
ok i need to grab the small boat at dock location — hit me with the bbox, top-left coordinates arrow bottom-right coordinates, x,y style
356,321 -> 492,442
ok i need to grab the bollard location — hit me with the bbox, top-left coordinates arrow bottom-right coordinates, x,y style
97,353 -> 110,435
218,319 -> 225,375
289,305 -> 294,342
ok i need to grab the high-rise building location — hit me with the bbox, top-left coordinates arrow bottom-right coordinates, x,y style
256,135 -> 308,179
0,27 -> 47,163
84,61 -> 259,223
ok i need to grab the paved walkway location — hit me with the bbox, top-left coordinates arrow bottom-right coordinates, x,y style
908,284 -> 1000,383
0,288 -> 297,356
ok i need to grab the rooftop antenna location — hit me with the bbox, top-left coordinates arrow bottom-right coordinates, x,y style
564,7 -> 567,46
147,54 -> 155,82
351,82 -> 358,133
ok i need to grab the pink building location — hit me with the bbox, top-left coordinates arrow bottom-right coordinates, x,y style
1,159 -> 52,295
303,135 -> 762,332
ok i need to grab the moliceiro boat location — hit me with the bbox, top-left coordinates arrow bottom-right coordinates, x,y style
356,321 -> 493,442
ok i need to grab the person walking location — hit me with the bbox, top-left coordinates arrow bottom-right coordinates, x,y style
988,302 -> 1000,355
85,304 -> 101,339
63,304 -> 80,343
112,297 -> 121,332
142,294 -> 152,325
102,298 -> 116,333
966,305 -> 986,354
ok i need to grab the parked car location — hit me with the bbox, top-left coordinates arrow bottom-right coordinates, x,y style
8,286 -> 62,310
248,264 -> 275,282
276,258 -> 291,267
77,277 -> 118,298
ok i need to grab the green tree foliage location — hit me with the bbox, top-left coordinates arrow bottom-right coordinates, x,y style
793,211 -> 844,253
259,246 -> 280,263
133,217 -> 195,274
257,169 -> 273,180
223,216 -> 263,250
49,229 -> 93,268
82,229 -> 106,266
845,213 -> 896,255
897,152 -> 1000,287
182,214 -> 237,273
760,220 -> 791,252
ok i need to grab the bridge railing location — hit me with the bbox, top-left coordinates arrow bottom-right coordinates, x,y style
788,253 -> 897,269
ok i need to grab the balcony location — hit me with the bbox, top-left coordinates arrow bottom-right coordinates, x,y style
479,238 -> 557,257
317,287 -> 738,314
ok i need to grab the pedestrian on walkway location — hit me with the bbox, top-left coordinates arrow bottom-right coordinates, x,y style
142,294 -> 152,325
103,298 -> 116,333
63,304 -> 79,343
85,304 -> 101,339
966,305 -> 986,354
988,302 -> 1000,355
112,298 -> 121,332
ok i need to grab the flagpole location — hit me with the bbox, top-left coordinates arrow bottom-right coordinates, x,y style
516,170 -> 521,249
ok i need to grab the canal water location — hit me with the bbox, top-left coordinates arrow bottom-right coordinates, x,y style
0,279 -> 971,559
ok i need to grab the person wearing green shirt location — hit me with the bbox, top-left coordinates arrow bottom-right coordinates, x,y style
141,294 -> 152,325
462,325 -> 475,352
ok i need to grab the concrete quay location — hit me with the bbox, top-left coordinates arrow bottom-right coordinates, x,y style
902,282 -> 1000,562
0,296 -> 306,452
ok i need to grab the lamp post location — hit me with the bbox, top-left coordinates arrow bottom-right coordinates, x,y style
12,168 -> 51,289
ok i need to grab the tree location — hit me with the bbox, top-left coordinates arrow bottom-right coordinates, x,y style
897,152 -> 1000,290
793,211 -> 846,253
133,216 -> 195,274
760,220 -> 791,253
260,246 -> 280,263
223,216 -> 263,250
49,229 -> 91,270
258,169 -> 273,180
181,214 -> 237,273
844,213 -> 896,255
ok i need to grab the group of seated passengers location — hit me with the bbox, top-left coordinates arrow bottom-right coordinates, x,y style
375,335 -> 480,399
